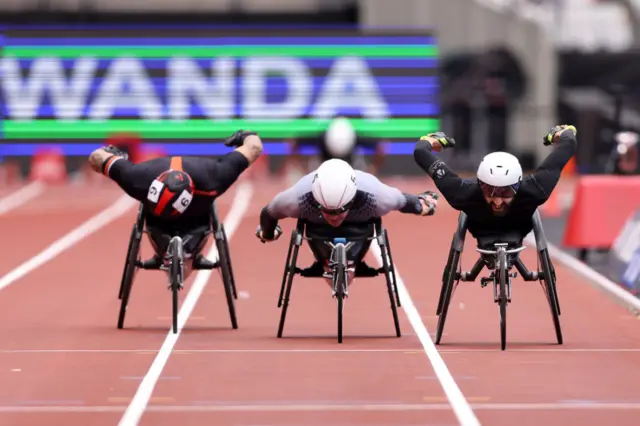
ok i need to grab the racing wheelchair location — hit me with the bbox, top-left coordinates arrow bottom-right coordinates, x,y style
435,209 -> 562,351
116,201 -> 238,334
276,217 -> 401,343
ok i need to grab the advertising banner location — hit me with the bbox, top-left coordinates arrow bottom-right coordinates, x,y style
0,26 -> 439,156
608,208 -> 640,295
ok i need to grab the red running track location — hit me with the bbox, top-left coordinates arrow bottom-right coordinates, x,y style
0,178 -> 638,426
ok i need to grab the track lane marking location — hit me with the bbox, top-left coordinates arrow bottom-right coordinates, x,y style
0,181 -> 45,216
0,194 -> 136,292
370,244 -> 481,426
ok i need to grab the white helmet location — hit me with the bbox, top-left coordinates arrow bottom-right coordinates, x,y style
477,151 -> 523,195
325,117 -> 356,157
311,159 -> 358,213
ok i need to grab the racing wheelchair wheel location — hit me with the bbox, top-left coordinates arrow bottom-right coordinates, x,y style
497,249 -> 509,351
278,229 -> 297,308
437,235 -> 457,316
379,229 -> 401,337
220,223 -> 238,300
168,237 -> 184,334
435,245 -> 461,345
334,252 -> 347,344
539,248 -> 563,344
117,214 -> 144,329
215,225 -> 238,330
277,228 -> 303,338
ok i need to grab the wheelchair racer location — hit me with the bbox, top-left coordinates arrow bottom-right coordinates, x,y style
256,158 -> 439,280
88,130 -> 263,277
412,124 -> 577,247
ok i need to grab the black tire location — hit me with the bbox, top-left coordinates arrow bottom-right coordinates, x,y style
437,236 -> 456,315
169,237 -> 184,334
380,234 -> 401,337
540,249 -> 563,345
277,231 -> 301,338
333,244 -> 347,344
216,235 -> 238,329
497,250 -> 508,351
278,231 -> 296,307
220,224 -> 238,300
383,230 -> 401,307
117,226 -> 142,329
118,225 -> 136,300
435,249 -> 460,345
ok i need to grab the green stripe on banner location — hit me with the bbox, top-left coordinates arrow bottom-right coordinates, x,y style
4,118 -> 440,139
3,45 -> 438,58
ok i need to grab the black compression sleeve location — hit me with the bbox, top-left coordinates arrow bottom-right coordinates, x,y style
260,206 -> 279,239
530,131 -> 578,199
399,193 -> 423,214
413,140 -> 474,210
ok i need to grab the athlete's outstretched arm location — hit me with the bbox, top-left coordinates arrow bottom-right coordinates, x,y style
88,147 -> 153,201
529,126 -> 578,201
413,135 -> 477,210
233,133 -> 264,165
259,174 -> 309,240
356,172 -> 436,216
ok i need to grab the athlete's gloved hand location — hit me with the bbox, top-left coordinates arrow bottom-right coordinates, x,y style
417,190 -> 439,216
544,125 -> 576,146
102,145 -> 129,160
419,132 -> 456,152
255,224 -> 282,243
225,130 -> 258,148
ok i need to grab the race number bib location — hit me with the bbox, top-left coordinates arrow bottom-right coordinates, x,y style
147,179 -> 164,203
172,190 -> 193,214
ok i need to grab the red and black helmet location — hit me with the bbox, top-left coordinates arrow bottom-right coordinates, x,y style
145,169 -> 195,219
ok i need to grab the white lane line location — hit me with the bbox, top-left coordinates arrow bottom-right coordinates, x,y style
523,233 -> 640,313
0,181 -> 46,216
370,244 -> 481,426
117,181 -> 254,426
0,194 -> 136,292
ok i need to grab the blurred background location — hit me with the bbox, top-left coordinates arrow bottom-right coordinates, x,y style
0,0 -> 639,293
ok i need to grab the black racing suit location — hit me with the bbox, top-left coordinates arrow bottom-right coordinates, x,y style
105,152 -> 249,255
413,131 -> 577,247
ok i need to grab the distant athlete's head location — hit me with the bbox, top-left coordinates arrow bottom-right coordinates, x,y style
476,152 -> 523,216
145,169 -> 195,219
311,159 -> 358,227
325,117 -> 356,158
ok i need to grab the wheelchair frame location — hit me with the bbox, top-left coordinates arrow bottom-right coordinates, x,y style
277,217 -> 401,343
435,209 -> 562,350
116,201 -> 238,333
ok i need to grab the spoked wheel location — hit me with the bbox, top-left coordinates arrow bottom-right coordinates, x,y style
117,225 -> 142,329
539,249 -> 563,344
215,231 -> 238,330
497,250 -> 508,351
168,237 -> 184,334
435,248 -> 461,345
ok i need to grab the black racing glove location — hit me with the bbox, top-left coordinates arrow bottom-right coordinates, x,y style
417,190 -> 439,216
420,132 -> 456,149
103,145 -> 129,160
543,125 -> 576,146
225,130 -> 258,148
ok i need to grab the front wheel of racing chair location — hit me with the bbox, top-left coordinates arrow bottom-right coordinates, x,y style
117,204 -> 145,329
167,236 -> 185,334
329,238 -> 350,343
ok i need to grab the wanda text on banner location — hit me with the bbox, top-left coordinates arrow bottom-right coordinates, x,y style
0,30 -> 440,149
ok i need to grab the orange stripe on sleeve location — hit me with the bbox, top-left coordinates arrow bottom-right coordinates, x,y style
102,156 -> 120,176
